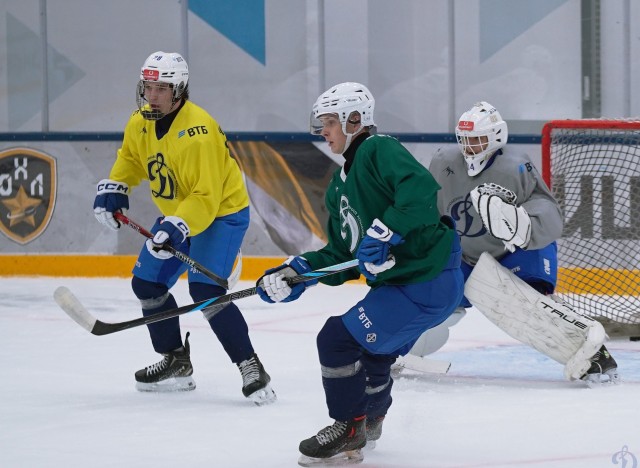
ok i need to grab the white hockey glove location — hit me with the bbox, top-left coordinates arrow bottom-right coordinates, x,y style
93,179 -> 129,230
256,256 -> 318,303
145,216 -> 190,260
470,183 -> 531,251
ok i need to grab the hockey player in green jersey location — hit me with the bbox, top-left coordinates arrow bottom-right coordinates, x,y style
256,82 -> 464,466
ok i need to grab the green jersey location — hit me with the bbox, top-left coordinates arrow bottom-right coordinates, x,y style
302,134 -> 454,286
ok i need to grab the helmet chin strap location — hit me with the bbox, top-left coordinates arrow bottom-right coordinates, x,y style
341,122 -> 363,153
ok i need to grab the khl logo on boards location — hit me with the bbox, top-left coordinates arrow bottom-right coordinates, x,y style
0,147 -> 57,245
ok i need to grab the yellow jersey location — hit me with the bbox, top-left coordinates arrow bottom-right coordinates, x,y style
110,101 -> 249,236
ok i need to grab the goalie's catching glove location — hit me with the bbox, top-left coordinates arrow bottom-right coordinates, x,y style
145,216 -> 190,260
93,179 -> 129,230
256,256 -> 318,303
356,218 -> 404,280
470,183 -> 531,251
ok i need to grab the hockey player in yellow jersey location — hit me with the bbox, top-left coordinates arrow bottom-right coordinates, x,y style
93,51 -> 276,404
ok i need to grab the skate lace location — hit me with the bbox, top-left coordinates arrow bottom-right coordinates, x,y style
239,357 -> 260,385
146,356 -> 169,375
315,421 -> 347,445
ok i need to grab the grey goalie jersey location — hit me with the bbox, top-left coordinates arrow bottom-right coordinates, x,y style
429,146 -> 563,265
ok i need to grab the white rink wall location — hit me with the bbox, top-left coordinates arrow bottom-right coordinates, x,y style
1,1 -> 639,134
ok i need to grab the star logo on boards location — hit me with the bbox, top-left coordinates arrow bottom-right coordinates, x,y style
1,185 -> 42,227
0,147 -> 57,244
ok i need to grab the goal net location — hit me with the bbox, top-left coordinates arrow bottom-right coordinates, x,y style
541,120 -> 640,337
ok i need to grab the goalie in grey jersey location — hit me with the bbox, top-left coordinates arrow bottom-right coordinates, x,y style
408,101 -> 618,384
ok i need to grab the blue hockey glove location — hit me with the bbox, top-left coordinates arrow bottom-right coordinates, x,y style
256,256 -> 318,303
356,218 -> 404,280
93,179 -> 129,230
145,216 -> 190,260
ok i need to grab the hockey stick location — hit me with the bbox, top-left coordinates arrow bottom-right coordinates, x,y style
393,354 -> 451,375
53,259 -> 359,336
114,212 -> 229,289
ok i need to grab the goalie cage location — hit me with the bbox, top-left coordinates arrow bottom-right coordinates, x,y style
541,119 -> 640,338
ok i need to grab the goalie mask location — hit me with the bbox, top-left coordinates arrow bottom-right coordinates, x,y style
310,82 -> 375,152
137,51 -> 189,120
456,101 -> 508,176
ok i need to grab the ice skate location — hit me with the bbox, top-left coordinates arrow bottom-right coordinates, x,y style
135,332 -> 195,392
364,415 -> 384,450
298,416 -> 366,466
581,345 -> 620,384
237,353 -> 276,405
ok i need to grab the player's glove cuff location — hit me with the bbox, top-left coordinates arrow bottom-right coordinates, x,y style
93,179 -> 130,230
365,218 -> 403,245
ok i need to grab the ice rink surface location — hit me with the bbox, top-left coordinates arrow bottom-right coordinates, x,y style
2,277 -> 639,468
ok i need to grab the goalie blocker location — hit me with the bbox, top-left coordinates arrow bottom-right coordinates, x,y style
465,252 -> 606,381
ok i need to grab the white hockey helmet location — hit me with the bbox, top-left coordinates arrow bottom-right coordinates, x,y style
136,51 -> 189,120
456,101 -> 508,176
310,82 -> 375,135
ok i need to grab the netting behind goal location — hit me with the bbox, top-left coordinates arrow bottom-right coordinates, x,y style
541,120 -> 640,334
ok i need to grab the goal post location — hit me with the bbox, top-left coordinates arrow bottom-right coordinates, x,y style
541,119 -> 640,336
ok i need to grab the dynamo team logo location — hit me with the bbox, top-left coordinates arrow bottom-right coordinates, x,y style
612,445 -> 637,468
0,147 -> 57,245
147,152 -> 177,200
339,195 -> 363,253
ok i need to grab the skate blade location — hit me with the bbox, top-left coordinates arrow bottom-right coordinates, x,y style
582,369 -> 621,386
363,440 -> 376,451
298,449 -> 363,466
135,376 -> 196,393
247,384 -> 277,406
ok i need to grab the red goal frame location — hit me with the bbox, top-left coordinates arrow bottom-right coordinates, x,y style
541,119 -> 640,189
540,119 -> 640,335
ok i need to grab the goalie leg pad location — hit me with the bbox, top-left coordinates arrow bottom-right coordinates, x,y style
465,252 -> 606,380
563,320 -> 606,380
